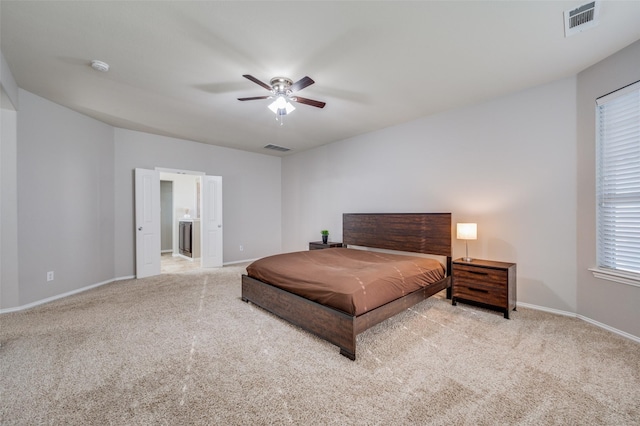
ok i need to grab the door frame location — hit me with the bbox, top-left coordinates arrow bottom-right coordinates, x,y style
135,167 -> 222,278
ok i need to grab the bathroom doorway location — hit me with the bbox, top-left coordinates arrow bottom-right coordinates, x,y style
159,172 -> 202,274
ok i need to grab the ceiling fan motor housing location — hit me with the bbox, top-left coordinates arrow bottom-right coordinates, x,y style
270,77 -> 293,95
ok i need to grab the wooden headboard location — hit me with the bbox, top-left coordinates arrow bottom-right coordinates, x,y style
343,213 -> 452,257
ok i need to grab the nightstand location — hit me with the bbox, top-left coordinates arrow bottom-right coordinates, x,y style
309,241 -> 343,250
451,258 -> 516,319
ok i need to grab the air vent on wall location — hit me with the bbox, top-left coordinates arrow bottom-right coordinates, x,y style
264,144 -> 291,152
564,1 -> 600,37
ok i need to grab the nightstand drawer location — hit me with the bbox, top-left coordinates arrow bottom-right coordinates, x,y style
453,282 -> 506,306
309,241 -> 343,250
453,266 -> 507,290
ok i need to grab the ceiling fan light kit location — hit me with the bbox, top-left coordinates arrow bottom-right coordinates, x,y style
238,74 -> 325,123
268,96 -> 295,116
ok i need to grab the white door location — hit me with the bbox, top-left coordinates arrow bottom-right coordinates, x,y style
135,168 -> 161,278
201,175 -> 223,268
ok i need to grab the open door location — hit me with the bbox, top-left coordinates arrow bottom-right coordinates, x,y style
201,175 -> 223,268
135,168 -> 161,278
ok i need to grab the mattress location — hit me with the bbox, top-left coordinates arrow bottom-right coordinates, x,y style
245,248 -> 445,316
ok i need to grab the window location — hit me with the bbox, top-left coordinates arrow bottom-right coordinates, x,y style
595,81 -> 640,284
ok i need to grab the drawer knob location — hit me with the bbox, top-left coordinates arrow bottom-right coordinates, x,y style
468,287 -> 489,294
468,270 -> 488,276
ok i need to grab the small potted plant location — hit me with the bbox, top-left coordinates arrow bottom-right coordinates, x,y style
321,229 -> 329,244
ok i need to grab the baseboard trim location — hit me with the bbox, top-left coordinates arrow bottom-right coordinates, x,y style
223,258 -> 258,266
0,275 -> 135,314
518,302 -> 640,344
517,302 -> 576,318
576,314 -> 640,343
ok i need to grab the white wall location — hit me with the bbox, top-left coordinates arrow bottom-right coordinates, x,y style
113,128 -> 281,277
1,51 -> 19,310
576,40 -> 640,338
16,89 -> 115,306
1,51 -> 19,109
169,174 -> 199,221
283,77 -> 578,312
1,107 -> 19,309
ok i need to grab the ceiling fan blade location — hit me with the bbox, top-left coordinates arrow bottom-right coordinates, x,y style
237,96 -> 271,101
290,76 -> 315,92
242,75 -> 272,91
292,96 -> 326,109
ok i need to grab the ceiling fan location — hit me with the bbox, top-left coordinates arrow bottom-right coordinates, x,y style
238,75 -> 326,119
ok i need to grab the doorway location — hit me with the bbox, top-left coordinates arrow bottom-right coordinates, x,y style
135,168 -> 223,279
160,172 -> 202,273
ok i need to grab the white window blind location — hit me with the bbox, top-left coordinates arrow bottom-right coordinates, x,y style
596,81 -> 640,277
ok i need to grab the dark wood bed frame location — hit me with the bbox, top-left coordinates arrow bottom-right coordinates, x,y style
241,213 -> 452,360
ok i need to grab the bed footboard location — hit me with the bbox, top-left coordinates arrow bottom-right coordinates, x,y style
242,274 -> 357,359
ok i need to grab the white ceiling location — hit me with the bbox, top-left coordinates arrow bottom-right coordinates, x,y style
2,1 -> 640,156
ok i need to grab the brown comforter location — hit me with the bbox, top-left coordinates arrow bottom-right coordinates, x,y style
246,248 -> 445,316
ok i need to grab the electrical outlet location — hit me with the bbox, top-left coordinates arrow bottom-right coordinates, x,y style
239,245 -> 244,252
47,271 -> 54,282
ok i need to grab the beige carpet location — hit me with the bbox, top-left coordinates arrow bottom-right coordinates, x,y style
1,264 -> 639,425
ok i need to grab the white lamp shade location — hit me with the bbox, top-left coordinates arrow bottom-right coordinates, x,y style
283,101 -> 295,114
457,223 -> 477,240
268,96 -> 295,115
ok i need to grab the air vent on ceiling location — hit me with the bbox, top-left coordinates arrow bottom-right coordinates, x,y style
264,144 -> 291,152
564,1 -> 600,37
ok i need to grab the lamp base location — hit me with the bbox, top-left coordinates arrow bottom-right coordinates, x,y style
462,241 -> 473,262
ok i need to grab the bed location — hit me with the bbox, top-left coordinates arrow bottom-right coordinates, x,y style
241,213 -> 452,360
